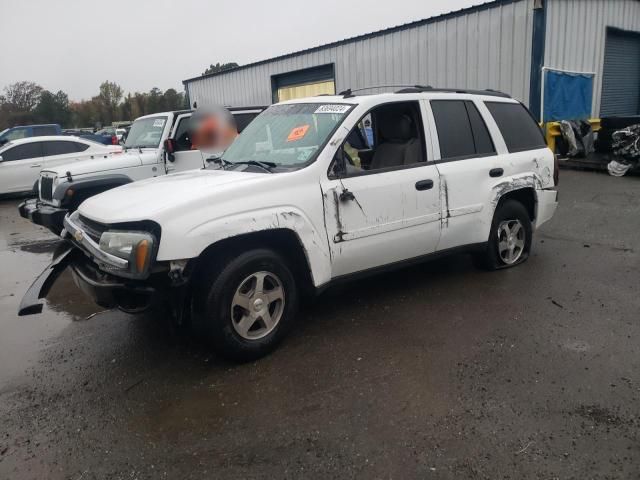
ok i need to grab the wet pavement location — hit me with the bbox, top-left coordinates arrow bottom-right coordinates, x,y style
0,170 -> 639,479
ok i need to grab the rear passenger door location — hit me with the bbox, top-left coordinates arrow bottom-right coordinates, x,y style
426,98 -> 500,251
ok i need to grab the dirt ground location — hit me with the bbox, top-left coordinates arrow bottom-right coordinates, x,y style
0,169 -> 639,479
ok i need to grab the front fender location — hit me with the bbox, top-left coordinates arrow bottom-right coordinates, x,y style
53,173 -> 134,204
157,207 -> 332,287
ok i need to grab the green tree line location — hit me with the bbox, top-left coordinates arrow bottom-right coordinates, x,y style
0,80 -> 187,131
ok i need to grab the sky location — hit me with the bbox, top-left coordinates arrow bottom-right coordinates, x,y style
0,0 -> 484,101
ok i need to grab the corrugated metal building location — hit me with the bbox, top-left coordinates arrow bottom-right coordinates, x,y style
183,0 -> 640,120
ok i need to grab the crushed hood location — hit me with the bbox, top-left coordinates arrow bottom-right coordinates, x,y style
78,169 -> 266,223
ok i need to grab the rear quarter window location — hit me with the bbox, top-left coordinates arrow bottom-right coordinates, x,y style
485,102 -> 546,153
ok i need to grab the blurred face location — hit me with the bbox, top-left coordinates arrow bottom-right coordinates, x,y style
189,107 -> 238,151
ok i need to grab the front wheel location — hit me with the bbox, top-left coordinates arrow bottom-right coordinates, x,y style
474,199 -> 532,270
196,249 -> 299,361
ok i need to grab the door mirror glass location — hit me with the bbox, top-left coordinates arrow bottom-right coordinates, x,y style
164,138 -> 175,154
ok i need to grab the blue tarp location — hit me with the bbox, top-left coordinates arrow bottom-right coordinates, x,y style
543,69 -> 594,122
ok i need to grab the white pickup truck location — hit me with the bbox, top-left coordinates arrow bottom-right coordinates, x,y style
18,107 -> 264,234
21,88 -> 558,362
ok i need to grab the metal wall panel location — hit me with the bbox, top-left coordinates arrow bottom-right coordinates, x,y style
545,0 -> 640,116
186,0 -> 535,108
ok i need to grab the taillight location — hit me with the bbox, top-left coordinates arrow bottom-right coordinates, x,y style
111,135 -> 118,145
553,153 -> 559,186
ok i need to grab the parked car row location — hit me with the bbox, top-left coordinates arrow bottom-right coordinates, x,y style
17,106 -> 265,234
0,136 -> 122,195
19,89 -> 558,362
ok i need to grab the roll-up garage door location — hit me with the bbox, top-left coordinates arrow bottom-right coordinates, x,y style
600,29 -> 640,116
272,64 -> 335,103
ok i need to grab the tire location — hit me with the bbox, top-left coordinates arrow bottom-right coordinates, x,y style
474,199 -> 532,270
195,248 -> 299,362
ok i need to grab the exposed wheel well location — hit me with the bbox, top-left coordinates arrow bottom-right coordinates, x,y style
496,188 -> 536,221
190,229 -> 315,298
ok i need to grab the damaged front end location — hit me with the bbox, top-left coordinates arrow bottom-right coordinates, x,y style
19,212 -> 190,319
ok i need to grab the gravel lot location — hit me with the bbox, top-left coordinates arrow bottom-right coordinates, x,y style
0,170 -> 639,479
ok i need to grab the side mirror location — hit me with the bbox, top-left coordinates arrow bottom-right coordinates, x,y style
0,155 -> 3,163
163,138 -> 176,163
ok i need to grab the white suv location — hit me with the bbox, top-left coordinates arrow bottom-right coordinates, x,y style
21,88 -> 558,361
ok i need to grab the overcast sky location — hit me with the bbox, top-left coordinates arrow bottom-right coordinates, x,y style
1,0 -> 483,101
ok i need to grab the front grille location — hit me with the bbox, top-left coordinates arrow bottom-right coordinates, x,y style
76,215 -> 107,243
40,176 -> 54,201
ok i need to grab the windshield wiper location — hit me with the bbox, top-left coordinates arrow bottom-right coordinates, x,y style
228,160 -> 276,173
205,155 -> 233,170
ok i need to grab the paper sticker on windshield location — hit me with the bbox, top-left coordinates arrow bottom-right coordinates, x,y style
153,119 -> 165,128
314,104 -> 350,114
287,125 -> 310,142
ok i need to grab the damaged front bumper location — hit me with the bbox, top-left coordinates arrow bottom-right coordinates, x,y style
19,246 -> 158,316
18,198 -> 67,235
18,243 -> 76,315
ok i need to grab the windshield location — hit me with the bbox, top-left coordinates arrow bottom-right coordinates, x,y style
221,103 -> 352,169
124,116 -> 167,149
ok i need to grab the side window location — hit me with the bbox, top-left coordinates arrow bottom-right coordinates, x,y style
173,117 -> 192,152
34,126 -> 57,136
233,112 -> 259,133
331,101 -> 426,177
465,101 -> 495,155
485,101 -> 546,152
5,128 -> 28,141
1,142 -> 43,161
43,141 -> 79,156
431,100 -> 475,159
74,142 -> 90,152
431,100 -> 496,160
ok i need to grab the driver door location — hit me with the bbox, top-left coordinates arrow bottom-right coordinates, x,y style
320,100 -> 442,278
167,113 -> 205,173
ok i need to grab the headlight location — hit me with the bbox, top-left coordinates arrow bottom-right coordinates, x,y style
99,231 -> 155,275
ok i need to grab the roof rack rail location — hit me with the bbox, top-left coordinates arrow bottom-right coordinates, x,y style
338,84 -> 437,98
395,86 -> 511,98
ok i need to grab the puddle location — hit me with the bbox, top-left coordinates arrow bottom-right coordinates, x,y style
0,199 -> 101,388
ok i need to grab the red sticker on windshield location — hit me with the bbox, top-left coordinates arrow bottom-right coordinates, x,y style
287,125 -> 310,142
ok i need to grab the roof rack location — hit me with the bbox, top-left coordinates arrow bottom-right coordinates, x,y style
395,86 -> 511,98
337,85 -> 511,99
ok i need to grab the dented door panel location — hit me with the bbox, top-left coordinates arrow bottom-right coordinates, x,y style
321,165 -> 441,278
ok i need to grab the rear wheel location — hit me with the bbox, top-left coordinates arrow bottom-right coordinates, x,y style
475,199 -> 532,270
195,248 -> 298,361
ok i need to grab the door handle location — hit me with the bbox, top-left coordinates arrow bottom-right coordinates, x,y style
415,179 -> 434,191
30,164 -> 42,168
489,168 -> 504,177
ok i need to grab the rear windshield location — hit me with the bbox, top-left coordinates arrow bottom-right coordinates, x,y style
485,102 -> 546,153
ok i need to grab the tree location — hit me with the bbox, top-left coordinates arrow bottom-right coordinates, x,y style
202,62 -> 239,76
3,81 -> 43,112
146,87 -> 164,114
162,88 -> 184,111
34,90 -> 71,125
97,80 -> 123,124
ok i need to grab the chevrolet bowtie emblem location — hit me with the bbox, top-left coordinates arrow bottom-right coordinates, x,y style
74,230 -> 84,242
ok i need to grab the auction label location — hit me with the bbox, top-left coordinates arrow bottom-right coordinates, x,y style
287,124 -> 310,142
314,104 -> 350,114
153,119 -> 166,128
